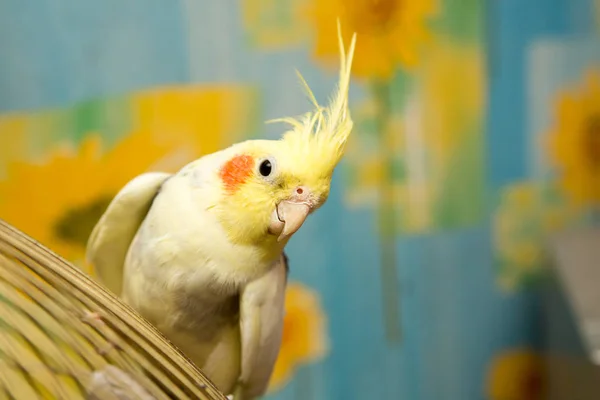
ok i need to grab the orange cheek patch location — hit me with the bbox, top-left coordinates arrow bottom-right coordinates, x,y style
220,154 -> 255,193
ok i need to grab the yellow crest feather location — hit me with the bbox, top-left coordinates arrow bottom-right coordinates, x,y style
267,20 -> 357,176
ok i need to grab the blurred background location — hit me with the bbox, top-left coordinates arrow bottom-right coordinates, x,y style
0,0 -> 599,399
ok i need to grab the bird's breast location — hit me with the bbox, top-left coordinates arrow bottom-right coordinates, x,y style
170,283 -> 240,340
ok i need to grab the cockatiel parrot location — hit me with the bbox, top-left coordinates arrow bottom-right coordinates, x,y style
86,23 -> 356,400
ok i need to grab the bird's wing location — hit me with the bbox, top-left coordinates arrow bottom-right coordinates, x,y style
0,219 -> 226,400
86,172 -> 171,296
237,252 -> 289,399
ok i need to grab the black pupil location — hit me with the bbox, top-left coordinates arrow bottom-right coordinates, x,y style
259,160 -> 272,176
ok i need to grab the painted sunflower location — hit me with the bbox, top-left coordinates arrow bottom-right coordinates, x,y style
0,85 -> 258,268
308,0 -> 438,79
547,69 -> 600,207
0,132 -> 184,268
267,282 -> 328,393
486,349 -> 546,400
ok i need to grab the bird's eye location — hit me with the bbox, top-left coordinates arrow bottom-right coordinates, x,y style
259,159 -> 272,177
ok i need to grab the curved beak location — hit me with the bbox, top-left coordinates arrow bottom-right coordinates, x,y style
268,200 -> 311,242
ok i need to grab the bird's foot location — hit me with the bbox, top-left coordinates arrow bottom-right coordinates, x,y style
81,310 -> 104,328
81,310 -> 121,355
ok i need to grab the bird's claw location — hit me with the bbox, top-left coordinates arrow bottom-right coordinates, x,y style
82,310 -> 104,327
81,310 -> 121,355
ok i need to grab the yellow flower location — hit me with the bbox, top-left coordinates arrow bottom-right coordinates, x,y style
547,69 -> 600,206
494,184 -> 543,269
268,282 -> 328,393
486,349 -> 546,400
493,182 -> 571,292
0,85 -> 257,267
308,0 -> 438,79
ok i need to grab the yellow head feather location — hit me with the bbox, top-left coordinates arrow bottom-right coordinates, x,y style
268,20 -> 357,178
213,21 -> 356,249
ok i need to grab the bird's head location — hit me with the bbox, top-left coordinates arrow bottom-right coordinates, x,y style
210,23 -> 356,248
